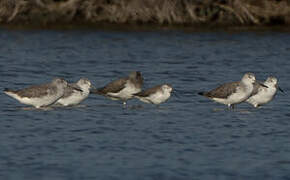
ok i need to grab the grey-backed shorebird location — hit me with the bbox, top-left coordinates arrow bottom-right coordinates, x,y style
56,78 -> 95,106
246,76 -> 284,108
4,78 -> 82,108
134,84 -> 173,105
91,71 -> 143,105
198,73 -> 267,109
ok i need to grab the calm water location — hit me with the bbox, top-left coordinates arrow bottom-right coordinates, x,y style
0,28 -> 290,180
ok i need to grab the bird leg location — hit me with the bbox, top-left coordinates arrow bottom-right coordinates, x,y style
122,101 -> 127,108
228,104 -> 235,110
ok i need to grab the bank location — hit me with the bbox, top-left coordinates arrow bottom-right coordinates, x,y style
1,0 -> 290,29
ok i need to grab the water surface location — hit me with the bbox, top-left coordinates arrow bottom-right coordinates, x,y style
0,29 -> 290,180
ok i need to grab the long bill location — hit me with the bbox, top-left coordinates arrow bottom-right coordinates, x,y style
258,82 -> 268,88
278,86 -> 285,93
172,89 -> 181,98
89,85 -> 100,94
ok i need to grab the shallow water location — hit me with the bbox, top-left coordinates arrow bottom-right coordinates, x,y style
0,28 -> 290,180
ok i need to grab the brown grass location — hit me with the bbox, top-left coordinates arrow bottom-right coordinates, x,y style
1,0 -> 290,26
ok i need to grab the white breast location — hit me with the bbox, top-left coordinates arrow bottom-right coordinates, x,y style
143,91 -> 171,105
246,87 -> 277,107
57,89 -> 90,106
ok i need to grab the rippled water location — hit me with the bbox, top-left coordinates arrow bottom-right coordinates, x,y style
0,28 -> 290,180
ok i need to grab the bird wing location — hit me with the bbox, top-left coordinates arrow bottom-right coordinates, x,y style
62,83 -> 80,98
97,77 -> 128,94
250,82 -> 262,96
134,85 -> 162,97
15,83 -> 56,98
204,82 -> 240,99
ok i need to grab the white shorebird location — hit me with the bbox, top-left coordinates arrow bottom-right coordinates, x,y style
91,71 -> 143,105
246,76 -> 284,108
134,84 -> 173,105
4,78 -> 82,108
198,73 -> 267,109
55,78 -> 95,106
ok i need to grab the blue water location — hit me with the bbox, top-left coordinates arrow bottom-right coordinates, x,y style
0,28 -> 290,180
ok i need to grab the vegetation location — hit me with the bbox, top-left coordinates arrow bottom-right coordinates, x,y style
1,0 -> 290,27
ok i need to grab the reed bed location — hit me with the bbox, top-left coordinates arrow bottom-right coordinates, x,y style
1,0 -> 290,26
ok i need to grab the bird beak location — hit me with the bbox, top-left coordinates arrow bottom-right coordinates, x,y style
275,84 -> 285,93
90,85 -> 99,94
91,84 -> 97,90
172,89 -> 180,98
90,85 -> 98,94
278,86 -> 285,93
68,84 -> 83,92
258,82 -> 268,88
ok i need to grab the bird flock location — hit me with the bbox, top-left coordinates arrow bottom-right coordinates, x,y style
4,71 -> 172,109
198,73 -> 284,109
4,71 -> 283,110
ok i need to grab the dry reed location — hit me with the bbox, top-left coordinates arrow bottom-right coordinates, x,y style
1,0 -> 290,26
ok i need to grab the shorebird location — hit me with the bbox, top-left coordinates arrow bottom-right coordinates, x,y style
198,73 -> 267,109
4,78 -> 82,108
91,71 -> 143,105
246,76 -> 284,108
55,78 -> 95,106
133,84 -> 173,105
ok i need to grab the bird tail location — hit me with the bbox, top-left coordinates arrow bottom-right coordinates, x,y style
198,91 -> 211,98
132,92 -> 141,97
90,88 -> 104,95
198,92 -> 205,96
4,88 -> 18,99
4,88 -> 14,94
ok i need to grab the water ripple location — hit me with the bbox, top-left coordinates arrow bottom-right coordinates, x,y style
0,29 -> 290,180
